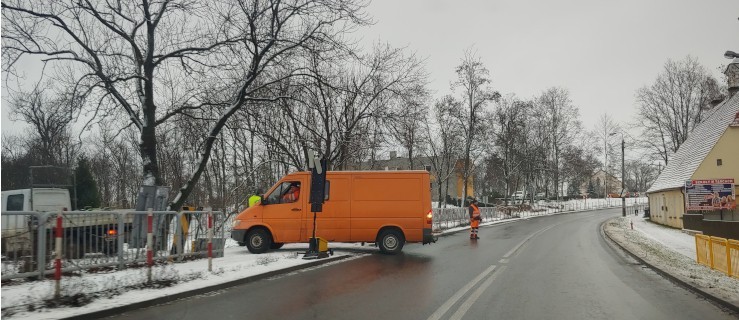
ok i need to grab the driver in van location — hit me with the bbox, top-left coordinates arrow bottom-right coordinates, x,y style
281,183 -> 300,203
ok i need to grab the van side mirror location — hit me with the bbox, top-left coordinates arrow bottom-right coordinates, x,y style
261,196 -> 268,205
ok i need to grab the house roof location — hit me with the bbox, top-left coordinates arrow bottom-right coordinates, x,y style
647,94 -> 739,193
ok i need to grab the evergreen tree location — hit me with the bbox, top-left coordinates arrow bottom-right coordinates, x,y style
587,180 -> 596,198
75,156 -> 100,209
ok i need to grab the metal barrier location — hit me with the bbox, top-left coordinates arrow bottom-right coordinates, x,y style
1,210 -> 228,281
695,234 -> 737,279
431,199 -> 648,232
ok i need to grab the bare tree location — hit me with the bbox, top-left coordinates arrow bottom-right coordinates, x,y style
635,56 -> 723,164
593,112 -> 620,195
490,94 -> 528,204
385,87 -> 430,170
8,86 -> 79,166
537,87 -> 580,200
451,49 -> 499,203
424,95 -> 463,206
2,0 -> 370,210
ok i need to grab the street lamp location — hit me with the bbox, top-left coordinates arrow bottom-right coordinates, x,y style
620,135 -> 626,217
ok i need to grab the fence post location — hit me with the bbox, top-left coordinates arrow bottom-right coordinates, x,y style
117,212 -> 125,270
147,209 -> 153,284
207,210 -> 213,272
36,212 -> 48,280
726,239 -> 732,277
54,210 -> 63,299
709,237 -> 715,269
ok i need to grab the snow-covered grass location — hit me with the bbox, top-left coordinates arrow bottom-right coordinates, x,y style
604,216 -> 739,307
1,243 -> 373,319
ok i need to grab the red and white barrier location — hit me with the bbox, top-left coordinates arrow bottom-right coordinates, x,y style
207,211 -> 213,272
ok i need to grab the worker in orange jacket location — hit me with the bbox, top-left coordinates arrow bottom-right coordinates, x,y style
282,183 -> 301,203
468,198 -> 481,239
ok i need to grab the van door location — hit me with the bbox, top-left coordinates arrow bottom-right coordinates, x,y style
262,179 -> 305,243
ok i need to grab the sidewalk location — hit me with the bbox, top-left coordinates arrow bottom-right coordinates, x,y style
628,215 -> 696,259
604,215 -> 739,312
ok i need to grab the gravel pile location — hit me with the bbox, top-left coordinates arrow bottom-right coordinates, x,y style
603,217 -> 739,308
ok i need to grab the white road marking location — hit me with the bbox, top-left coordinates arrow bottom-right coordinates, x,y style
503,223 -> 560,258
426,265 -> 497,320
449,265 -> 508,320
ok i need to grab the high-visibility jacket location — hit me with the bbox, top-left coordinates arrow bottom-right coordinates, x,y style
282,186 -> 300,203
248,195 -> 261,207
469,203 -> 481,228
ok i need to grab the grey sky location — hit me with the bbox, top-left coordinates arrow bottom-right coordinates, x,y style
2,0 -> 738,135
357,0 -> 739,128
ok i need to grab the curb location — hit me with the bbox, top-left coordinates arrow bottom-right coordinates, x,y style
63,255 -> 353,320
600,219 -> 739,314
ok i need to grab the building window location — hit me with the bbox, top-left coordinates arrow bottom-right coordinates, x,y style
717,159 -> 722,166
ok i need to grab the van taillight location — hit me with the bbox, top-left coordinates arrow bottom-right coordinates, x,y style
426,210 -> 433,224
107,229 -> 117,236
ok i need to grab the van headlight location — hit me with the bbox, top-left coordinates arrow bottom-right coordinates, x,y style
232,219 -> 240,228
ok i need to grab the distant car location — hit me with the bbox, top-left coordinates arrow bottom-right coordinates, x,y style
535,192 -> 546,200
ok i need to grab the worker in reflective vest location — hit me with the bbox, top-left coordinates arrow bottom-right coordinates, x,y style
468,198 -> 481,239
282,183 -> 300,203
248,192 -> 262,207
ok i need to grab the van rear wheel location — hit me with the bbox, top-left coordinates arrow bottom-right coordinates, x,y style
246,229 -> 272,254
377,229 -> 404,255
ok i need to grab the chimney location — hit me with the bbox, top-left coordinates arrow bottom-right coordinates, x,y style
389,151 -> 397,159
724,58 -> 739,98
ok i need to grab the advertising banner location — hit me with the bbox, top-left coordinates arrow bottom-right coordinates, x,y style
684,179 -> 736,211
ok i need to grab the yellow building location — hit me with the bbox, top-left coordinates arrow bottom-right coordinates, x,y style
646,84 -> 739,236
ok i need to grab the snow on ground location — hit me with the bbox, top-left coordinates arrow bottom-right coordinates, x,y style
0,198 -> 652,319
0,215 -> 528,320
604,216 -> 739,307
1,243 -> 372,320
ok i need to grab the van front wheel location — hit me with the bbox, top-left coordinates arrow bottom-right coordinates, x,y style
377,229 -> 404,254
246,229 -> 272,254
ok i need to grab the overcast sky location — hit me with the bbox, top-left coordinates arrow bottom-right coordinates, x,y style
356,0 -> 739,128
2,0 -> 738,136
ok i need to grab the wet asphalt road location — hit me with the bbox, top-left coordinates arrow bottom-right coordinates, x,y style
108,209 -> 737,320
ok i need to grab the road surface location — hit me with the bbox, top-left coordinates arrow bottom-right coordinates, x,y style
108,208 -> 736,319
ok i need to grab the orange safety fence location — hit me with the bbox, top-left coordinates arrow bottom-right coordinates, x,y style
730,240 -> 739,279
695,234 -> 712,267
695,234 -> 737,278
710,237 -> 729,275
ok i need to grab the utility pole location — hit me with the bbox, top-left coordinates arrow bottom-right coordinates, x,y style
621,138 -> 626,217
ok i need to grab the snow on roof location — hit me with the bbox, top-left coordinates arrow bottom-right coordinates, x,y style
647,94 -> 739,193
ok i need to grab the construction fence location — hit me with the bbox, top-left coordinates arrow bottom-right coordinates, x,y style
432,198 -> 649,231
2,198 -> 648,281
1,210 -> 233,281
695,234 -> 739,279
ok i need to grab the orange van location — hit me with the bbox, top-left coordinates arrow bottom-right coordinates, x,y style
231,170 -> 435,254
